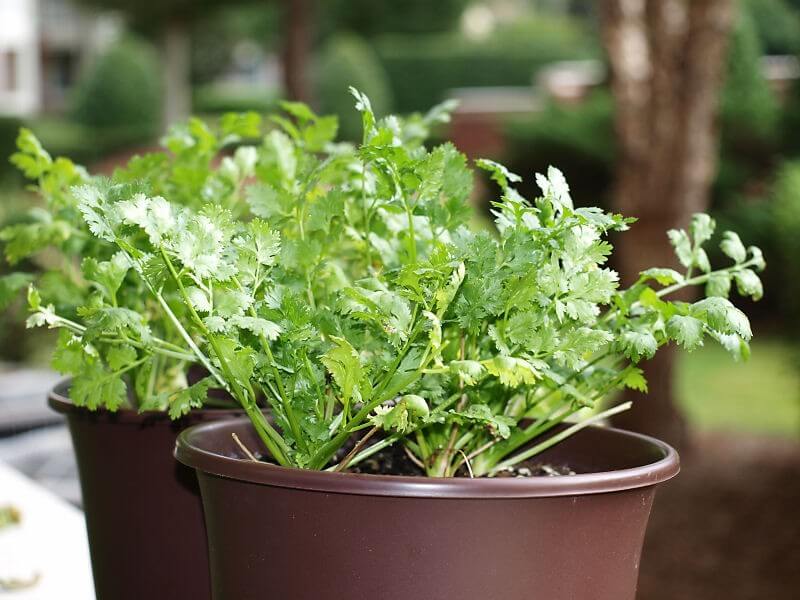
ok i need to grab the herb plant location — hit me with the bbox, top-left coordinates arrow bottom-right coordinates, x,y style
3,90 -> 764,477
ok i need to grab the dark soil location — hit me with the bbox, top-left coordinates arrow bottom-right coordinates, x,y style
340,438 -> 575,477
638,431 -> 800,600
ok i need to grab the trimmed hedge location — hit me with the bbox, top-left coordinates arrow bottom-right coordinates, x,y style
316,34 -> 393,141
375,17 -> 598,112
70,36 -> 162,140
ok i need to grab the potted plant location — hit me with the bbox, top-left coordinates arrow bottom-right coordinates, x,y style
0,116 -> 274,599
13,90 -> 764,599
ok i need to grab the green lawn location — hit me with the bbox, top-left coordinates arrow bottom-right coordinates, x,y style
677,337 -> 800,438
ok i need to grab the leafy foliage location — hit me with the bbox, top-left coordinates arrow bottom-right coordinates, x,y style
3,90 -> 764,477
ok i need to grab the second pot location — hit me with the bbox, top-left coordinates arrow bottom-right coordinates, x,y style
49,381 -> 241,600
176,417 -> 679,600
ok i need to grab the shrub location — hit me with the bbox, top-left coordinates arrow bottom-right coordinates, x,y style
375,16 -> 598,112
503,91 -> 615,208
715,6 -> 781,204
316,34 -> 393,140
70,36 -> 162,140
0,116 -> 23,184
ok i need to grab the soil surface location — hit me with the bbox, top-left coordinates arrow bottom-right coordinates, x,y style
638,431 -> 800,600
341,439 -> 576,477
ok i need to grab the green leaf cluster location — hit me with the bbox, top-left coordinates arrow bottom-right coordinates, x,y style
2,90 -> 764,477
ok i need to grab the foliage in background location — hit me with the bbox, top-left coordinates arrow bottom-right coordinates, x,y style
715,7 -> 780,205
745,0 -> 800,54
0,117 -> 23,185
375,16 -> 598,112
504,91 -> 615,207
320,0 -> 469,38
69,36 -> 162,143
316,34 -> 394,140
190,3 -> 281,86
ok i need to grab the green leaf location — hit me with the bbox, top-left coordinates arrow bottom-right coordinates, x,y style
622,367 -> 648,392
350,86 -> 376,141
475,159 -> 521,191
640,268 -> 684,286
733,269 -> 763,301
106,345 -> 138,371
82,252 -> 130,302
10,128 -> 52,179
667,229 -> 693,269
371,394 -> 429,434
619,331 -> 658,362
452,404 -> 516,439
229,316 -> 282,340
706,271 -> 731,298
485,356 -> 538,387
666,315 -> 704,350
0,273 -> 33,310
321,337 -> 363,407
690,213 -> 715,246
691,297 -> 752,340
720,231 -> 746,264
168,377 -> 214,419
449,360 -> 485,385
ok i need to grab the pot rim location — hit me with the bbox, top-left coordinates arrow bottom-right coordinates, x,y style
175,417 -> 680,499
48,379 -> 243,423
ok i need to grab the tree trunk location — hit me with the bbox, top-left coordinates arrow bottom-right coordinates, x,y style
599,0 -> 735,449
161,18 -> 192,130
282,0 -> 313,104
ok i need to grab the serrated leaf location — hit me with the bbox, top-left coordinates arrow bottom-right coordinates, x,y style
666,315 -> 704,350
690,213 -> 715,245
168,377 -> 214,419
667,229 -> 693,269
620,331 -> 658,362
106,345 -> 138,371
321,336 -> 363,408
622,367 -> 648,392
371,394 -> 429,434
485,356 -> 538,387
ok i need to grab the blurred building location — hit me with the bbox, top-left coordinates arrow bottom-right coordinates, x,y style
0,0 -> 120,117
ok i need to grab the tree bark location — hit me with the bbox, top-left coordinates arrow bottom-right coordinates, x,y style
282,0 -> 314,104
161,18 -> 192,130
599,0 -> 735,449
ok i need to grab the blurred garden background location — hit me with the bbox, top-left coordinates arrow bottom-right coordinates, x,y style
0,0 -> 798,598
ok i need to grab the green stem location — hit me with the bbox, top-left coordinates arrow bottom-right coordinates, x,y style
488,402 -> 632,476
159,249 -> 292,466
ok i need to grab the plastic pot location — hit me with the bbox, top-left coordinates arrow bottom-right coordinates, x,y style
175,417 -> 679,600
49,381 -> 241,600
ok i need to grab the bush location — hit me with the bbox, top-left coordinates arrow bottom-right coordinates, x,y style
715,7 -> 781,204
0,116 -> 23,184
193,84 -> 279,115
745,0 -> 800,55
502,91 -> 615,208
316,34 -> 393,141
768,161 -> 800,326
375,16 -> 598,112
70,36 -> 162,140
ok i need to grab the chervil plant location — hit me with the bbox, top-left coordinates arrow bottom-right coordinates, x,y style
5,89 -> 764,476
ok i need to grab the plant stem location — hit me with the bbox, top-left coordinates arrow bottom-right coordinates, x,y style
334,426 -> 378,472
487,402 -> 632,476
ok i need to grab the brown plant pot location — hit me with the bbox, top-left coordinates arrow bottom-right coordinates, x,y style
175,417 -> 680,600
48,381 -> 241,600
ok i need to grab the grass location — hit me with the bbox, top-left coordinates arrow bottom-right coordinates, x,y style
677,337 -> 800,438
